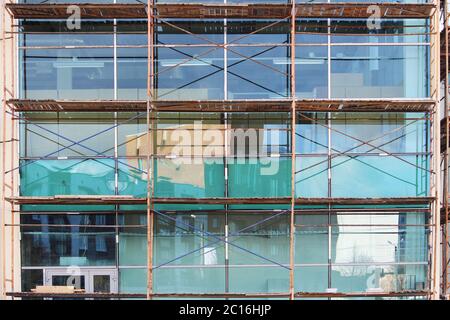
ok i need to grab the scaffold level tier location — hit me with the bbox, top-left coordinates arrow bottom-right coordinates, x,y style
8,99 -> 435,113
5,196 -> 434,205
6,3 -> 435,20
5,290 -> 429,299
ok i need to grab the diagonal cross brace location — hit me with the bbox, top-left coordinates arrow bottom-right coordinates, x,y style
154,210 -> 289,270
153,209 -> 291,270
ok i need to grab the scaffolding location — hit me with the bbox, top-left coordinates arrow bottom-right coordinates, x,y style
0,0 -> 444,300
441,0 -> 450,300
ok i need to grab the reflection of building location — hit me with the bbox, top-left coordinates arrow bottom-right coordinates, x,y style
0,0 -> 446,300
125,124 -> 229,189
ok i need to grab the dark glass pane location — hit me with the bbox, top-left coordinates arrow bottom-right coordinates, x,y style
21,269 -> 43,292
93,275 -> 111,293
21,215 -> 116,267
52,275 -> 85,290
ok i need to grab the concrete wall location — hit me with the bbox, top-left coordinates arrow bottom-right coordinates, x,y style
0,2 -> 21,300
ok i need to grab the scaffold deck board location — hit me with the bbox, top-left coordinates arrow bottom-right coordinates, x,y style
6,290 -> 429,299
8,99 -> 435,113
6,3 -> 435,20
6,196 -> 434,205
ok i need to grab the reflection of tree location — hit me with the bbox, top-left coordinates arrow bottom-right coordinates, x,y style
347,244 -> 374,277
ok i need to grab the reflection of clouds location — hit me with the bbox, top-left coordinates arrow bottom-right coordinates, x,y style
38,160 -> 113,177
203,247 -> 217,265
26,160 -> 115,194
68,161 -> 112,177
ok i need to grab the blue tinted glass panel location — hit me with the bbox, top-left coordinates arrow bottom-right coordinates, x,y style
331,45 -> 429,98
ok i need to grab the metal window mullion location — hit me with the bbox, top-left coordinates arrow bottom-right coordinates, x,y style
223,10 -> 230,295
113,13 -> 121,278
327,16 -> 332,293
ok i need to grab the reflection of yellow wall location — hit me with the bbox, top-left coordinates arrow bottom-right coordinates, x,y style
125,124 -> 228,188
158,161 -> 206,189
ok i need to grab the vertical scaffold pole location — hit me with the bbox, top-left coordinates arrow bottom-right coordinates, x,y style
430,0 -> 441,300
443,0 -> 449,299
1,0 -> 8,300
9,6 -> 15,297
289,0 -> 296,301
146,0 -> 155,300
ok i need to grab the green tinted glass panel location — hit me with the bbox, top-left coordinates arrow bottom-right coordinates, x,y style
229,267 -> 289,293
119,268 -> 147,294
20,159 -> 116,196
331,155 -> 429,197
154,267 -> 225,294
228,158 -> 291,198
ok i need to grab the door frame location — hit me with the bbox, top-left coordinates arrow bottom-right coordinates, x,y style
44,267 -> 118,293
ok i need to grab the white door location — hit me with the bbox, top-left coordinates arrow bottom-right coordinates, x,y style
44,268 -> 118,297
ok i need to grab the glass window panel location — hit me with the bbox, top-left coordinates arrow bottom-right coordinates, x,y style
331,215 -> 428,264
331,264 -> 427,293
295,214 -> 328,264
119,268 -> 147,294
331,45 -> 429,98
21,22 -> 114,47
156,158 -> 225,198
52,275 -> 85,290
117,112 -> 148,158
229,266 -> 289,293
156,47 -> 224,100
21,269 -> 44,293
228,157 -> 291,198
228,213 -> 289,265
154,267 -> 225,294
295,156 -> 329,198
93,275 -> 111,293
119,213 -> 147,266
21,48 -> 114,100
228,112 -> 290,156
117,48 -> 147,100
294,266 -> 328,293
118,158 -> 225,198
21,112 -> 115,158
20,159 -> 116,196
331,155 -> 429,198
296,112 -> 328,154
227,46 -> 289,99
154,213 -> 225,266
331,112 -> 429,154
21,214 -> 116,267
296,46 -> 328,98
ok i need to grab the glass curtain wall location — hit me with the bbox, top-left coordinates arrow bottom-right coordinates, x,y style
19,110 -> 431,297
18,17 -> 432,298
20,19 -> 430,100
21,210 -> 430,296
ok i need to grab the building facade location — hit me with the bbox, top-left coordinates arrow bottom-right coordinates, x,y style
0,0 -> 446,299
